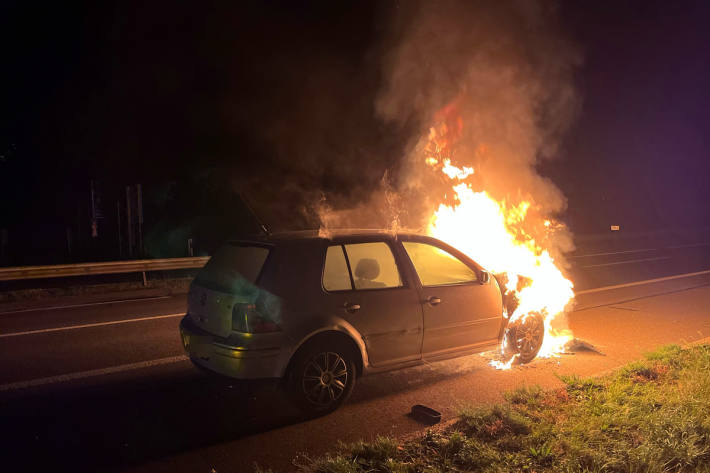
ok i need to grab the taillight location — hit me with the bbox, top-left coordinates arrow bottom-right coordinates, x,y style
231,303 -> 281,333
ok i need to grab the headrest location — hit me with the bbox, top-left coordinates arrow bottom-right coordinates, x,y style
354,258 -> 380,281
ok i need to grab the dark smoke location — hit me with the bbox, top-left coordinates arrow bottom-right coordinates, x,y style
317,0 -> 581,261
378,0 -> 580,206
239,1 -> 580,260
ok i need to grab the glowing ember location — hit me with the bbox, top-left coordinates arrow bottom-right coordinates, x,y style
423,120 -> 574,368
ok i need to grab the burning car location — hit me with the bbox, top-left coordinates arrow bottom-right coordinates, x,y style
179,229 -> 545,415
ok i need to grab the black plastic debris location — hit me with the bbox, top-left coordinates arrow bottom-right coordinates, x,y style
563,338 -> 605,356
410,404 -> 441,424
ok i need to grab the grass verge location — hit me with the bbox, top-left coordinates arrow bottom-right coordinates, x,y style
279,344 -> 710,473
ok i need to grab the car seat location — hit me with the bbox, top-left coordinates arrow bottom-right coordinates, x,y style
354,258 -> 386,289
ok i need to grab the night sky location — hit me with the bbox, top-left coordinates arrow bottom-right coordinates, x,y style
554,1 -> 710,232
1,0 -> 709,263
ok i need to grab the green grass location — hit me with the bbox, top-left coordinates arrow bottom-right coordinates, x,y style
286,344 -> 710,473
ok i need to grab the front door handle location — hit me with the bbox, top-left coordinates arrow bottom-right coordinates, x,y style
344,302 -> 361,313
426,296 -> 441,306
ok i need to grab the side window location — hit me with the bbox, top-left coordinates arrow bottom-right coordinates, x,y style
323,245 -> 352,291
403,241 -> 478,286
344,242 -> 403,290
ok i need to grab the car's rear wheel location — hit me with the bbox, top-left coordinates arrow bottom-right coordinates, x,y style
287,342 -> 356,416
505,312 -> 545,364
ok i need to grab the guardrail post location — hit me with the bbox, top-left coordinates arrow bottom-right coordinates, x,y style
142,271 -> 147,287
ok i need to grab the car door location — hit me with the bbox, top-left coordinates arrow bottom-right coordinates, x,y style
401,239 -> 503,358
321,240 -> 423,367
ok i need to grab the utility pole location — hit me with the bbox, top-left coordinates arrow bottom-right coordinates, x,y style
126,186 -> 133,257
90,180 -> 98,238
117,200 -> 122,257
66,226 -> 72,256
0,228 -> 8,265
137,183 -> 144,256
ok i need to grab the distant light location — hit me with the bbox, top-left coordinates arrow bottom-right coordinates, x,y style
611,225 -> 620,231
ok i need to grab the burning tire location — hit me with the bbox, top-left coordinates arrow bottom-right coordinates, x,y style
505,312 -> 545,364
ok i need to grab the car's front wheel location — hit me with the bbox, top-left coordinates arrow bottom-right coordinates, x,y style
505,312 -> 545,364
287,342 -> 356,416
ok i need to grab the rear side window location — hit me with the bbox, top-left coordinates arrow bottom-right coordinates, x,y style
345,243 -> 402,289
403,241 -> 477,286
195,244 -> 270,293
322,242 -> 403,291
322,245 -> 352,291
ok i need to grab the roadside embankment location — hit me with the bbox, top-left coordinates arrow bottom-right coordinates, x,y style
290,343 -> 710,473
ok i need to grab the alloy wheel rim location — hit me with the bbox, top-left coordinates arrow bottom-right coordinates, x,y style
515,317 -> 544,357
302,351 -> 348,406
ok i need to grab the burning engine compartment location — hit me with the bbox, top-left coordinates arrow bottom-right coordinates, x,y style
420,105 -> 576,369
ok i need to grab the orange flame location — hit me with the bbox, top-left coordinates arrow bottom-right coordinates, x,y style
423,109 -> 574,368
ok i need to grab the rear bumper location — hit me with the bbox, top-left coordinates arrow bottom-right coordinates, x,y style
179,315 -> 284,379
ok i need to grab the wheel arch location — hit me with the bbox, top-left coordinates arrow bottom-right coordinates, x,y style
283,327 -> 366,380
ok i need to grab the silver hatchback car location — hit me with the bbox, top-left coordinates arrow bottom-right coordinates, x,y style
179,230 -> 544,414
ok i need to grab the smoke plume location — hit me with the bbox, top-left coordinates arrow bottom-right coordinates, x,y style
318,0 -> 581,258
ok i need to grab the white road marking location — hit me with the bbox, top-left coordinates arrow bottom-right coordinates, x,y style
0,355 -> 189,392
577,269 -> 710,294
572,242 -> 710,259
667,242 -> 710,250
0,313 -> 184,338
570,248 -> 656,258
580,256 -> 670,269
0,295 -> 172,315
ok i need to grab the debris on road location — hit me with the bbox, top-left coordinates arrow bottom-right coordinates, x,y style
410,404 -> 441,424
562,338 -> 606,356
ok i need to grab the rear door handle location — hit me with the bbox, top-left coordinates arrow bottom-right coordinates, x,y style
426,296 -> 441,306
344,302 -> 361,313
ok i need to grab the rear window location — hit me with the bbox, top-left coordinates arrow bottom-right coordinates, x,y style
195,244 -> 270,293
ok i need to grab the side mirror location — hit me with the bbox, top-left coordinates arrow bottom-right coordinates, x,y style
479,270 -> 490,284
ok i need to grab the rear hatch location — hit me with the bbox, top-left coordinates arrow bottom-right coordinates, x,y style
188,243 -> 271,338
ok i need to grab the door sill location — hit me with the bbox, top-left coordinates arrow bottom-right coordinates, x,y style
363,357 -> 424,375
422,341 -> 499,363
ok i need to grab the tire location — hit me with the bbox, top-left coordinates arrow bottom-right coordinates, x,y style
505,312 -> 545,364
287,342 -> 357,416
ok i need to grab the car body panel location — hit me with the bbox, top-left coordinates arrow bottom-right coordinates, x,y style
187,285 -> 238,339
397,235 -> 505,358
318,237 -> 424,367
322,285 -> 423,366
180,316 -> 284,378
417,282 -> 503,358
179,230 -> 509,381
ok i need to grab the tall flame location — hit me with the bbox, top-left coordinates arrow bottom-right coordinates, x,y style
423,115 -> 574,368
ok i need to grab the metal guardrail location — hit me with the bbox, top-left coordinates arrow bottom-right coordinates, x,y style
0,257 -> 210,282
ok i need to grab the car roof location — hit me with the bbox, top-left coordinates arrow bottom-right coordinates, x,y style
223,229 -> 484,272
226,228 -> 430,244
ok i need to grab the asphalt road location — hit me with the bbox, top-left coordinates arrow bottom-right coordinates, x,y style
1,242 -> 710,473
568,239 -> 710,290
